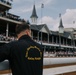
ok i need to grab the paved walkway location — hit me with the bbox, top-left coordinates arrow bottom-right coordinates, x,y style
43,65 -> 76,75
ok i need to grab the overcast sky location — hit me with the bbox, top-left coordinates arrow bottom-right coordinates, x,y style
9,0 -> 76,31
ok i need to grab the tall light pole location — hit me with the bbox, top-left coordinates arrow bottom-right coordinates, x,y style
59,14 -> 61,50
41,3 -> 44,24
72,21 -> 75,52
41,3 -> 44,45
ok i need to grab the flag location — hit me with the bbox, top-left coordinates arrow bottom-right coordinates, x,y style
41,3 -> 44,8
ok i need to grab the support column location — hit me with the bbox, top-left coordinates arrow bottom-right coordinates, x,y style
37,32 -> 39,41
41,32 -> 42,44
63,39 -> 64,45
59,34 -> 61,48
44,46 -> 46,52
31,31 -> 33,39
52,36 -> 54,43
71,39 -> 72,46
48,33 -> 49,43
5,10 -> 8,16
6,23 -> 9,38
66,39 -> 67,45
73,40 -> 75,47
56,37 -> 58,44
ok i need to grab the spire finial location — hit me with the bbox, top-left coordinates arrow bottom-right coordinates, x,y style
59,13 -> 61,18
58,13 -> 64,34
59,13 -> 63,28
30,4 -> 38,18
34,0 -> 35,5
30,1 -> 38,24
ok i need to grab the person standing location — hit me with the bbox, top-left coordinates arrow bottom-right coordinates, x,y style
0,23 -> 43,75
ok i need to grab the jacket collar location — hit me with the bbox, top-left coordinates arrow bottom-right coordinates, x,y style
19,35 -> 31,40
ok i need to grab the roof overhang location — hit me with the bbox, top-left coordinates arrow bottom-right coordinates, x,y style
0,16 -> 22,24
0,1 -> 12,11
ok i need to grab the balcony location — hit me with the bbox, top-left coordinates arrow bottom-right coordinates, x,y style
0,0 -> 12,11
0,12 -> 25,24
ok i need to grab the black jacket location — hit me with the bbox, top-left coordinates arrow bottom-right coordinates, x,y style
0,35 -> 43,75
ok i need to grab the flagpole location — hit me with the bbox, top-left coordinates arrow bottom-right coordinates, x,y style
41,3 -> 44,24
41,3 -> 44,45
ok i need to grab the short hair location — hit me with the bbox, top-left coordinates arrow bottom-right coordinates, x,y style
16,23 -> 30,35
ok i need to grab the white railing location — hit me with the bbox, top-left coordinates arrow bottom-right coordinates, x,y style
37,41 -> 75,48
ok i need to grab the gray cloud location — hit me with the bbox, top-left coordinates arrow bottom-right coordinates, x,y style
38,9 -> 76,31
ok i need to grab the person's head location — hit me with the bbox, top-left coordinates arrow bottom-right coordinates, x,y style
16,23 -> 31,39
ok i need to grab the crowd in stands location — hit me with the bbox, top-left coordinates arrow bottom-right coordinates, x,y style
0,0 -> 26,22
44,51 -> 76,57
0,34 -> 76,57
0,34 -> 17,42
0,11 -> 25,22
6,13 -> 26,22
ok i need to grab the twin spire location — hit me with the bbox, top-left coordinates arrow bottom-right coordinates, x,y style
30,4 -> 38,18
30,4 -> 38,25
30,4 -> 64,34
59,13 -> 64,34
59,13 -> 64,28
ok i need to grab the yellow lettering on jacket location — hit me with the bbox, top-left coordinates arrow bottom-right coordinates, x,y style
25,46 -> 42,60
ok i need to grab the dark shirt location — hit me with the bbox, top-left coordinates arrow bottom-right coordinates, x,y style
0,35 -> 43,75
